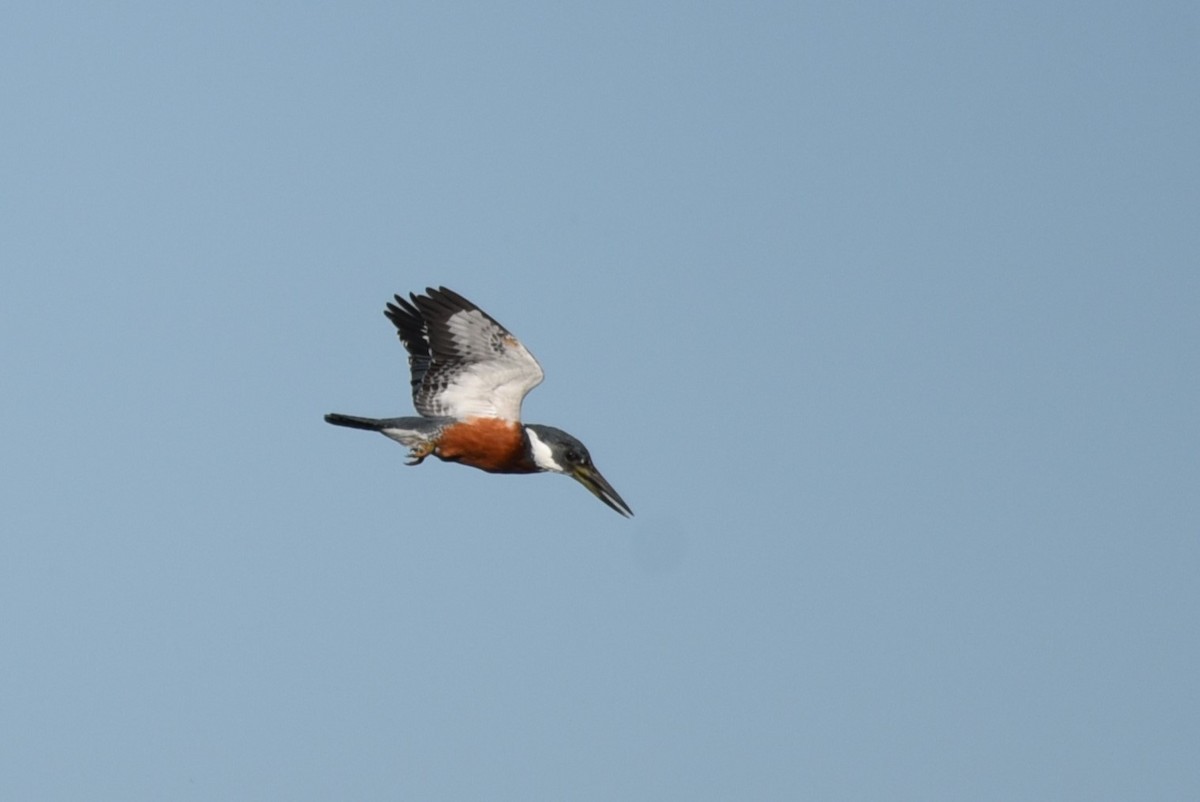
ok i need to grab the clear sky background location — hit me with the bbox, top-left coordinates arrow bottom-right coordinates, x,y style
3,2 -> 1197,799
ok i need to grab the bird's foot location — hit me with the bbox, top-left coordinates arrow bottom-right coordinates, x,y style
405,442 -> 434,466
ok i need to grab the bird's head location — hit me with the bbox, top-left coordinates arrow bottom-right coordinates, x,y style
523,424 -> 633,518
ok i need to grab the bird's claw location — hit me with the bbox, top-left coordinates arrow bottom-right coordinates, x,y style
405,442 -> 434,466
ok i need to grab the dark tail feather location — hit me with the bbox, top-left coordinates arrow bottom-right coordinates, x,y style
324,413 -> 386,431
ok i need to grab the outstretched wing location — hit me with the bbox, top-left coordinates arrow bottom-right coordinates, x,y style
384,287 -> 544,421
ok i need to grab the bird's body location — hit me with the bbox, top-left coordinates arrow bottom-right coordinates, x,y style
325,287 -> 632,517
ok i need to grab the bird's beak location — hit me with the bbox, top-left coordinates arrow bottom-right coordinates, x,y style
570,464 -> 634,518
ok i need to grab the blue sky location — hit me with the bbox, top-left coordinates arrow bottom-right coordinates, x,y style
3,2 -> 1197,799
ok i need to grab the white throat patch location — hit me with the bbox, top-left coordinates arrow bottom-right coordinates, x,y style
525,428 -> 562,472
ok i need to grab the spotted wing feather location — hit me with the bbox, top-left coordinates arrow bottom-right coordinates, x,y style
385,287 -> 544,421
383,295 -> 432,399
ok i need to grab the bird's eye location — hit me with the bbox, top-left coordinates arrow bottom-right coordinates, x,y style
565,450 -> 580,464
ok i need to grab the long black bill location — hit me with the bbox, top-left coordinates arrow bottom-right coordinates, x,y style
570,464 -> 634,518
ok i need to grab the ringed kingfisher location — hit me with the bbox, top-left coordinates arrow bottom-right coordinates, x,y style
324,287 -> 633,517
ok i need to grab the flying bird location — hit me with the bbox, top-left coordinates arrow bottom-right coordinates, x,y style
324,287 -> 633,517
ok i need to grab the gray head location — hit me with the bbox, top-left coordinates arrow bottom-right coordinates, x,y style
523,424 -> 633,517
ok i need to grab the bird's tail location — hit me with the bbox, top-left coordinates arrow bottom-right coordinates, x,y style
324,413 -> 388,431
325,413 -> 449,456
